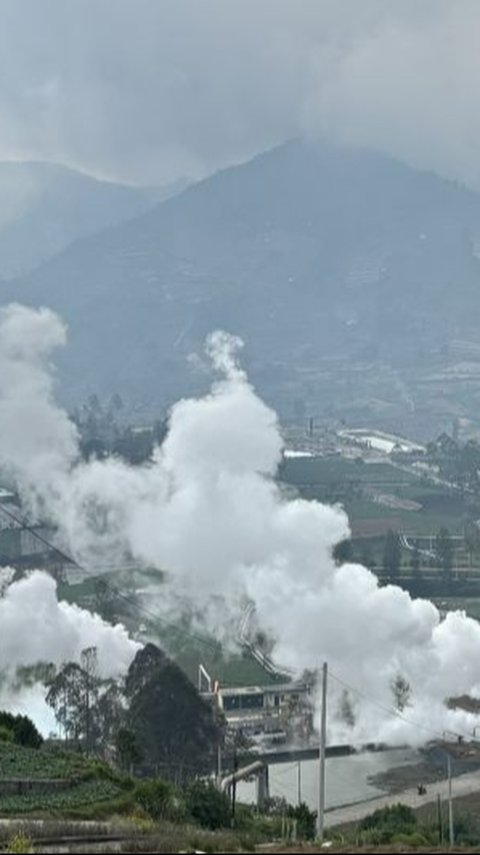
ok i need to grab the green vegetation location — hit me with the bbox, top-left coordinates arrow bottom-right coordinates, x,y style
281,456 -> 412,487
383,529 -> 401,577
0,779 -> 123,815
0,741 -> 90,780
0,713 -> 42,750
5,833 -> 34,854
280,454 -> 479,541
331,799 -> 480,848
184,780 -> 231,830
125,644 -> 220,776
280,451 -> 480,598
134,778 -> 184,822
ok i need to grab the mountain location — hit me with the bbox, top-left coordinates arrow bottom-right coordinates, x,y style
0,162 -> 186,278
6,140 -> 480,437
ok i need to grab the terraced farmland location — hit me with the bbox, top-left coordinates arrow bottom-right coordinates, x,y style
0,779 -> 122,815
0,742 -> 89,781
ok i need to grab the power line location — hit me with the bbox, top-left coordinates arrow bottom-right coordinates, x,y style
0,501 -> 223,653
3,502 -> 475,748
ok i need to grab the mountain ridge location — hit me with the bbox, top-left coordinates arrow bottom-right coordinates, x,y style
6,139 -> 480,436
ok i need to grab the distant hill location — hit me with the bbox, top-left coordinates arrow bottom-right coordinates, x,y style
7,140 -> 480,436
0,162 -> 186,278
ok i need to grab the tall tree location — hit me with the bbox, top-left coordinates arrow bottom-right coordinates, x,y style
436,527 -> 454,581
464,520 -> 480,567
45,647 -> 114,751
383,530 -> 401,578
46,661 -> 91,747
125,644 -> 220,776
391,674 -> 412,712
411,545 -> 421,578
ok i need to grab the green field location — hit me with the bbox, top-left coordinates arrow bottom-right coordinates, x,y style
0,742 -> 128,818
281,456 -> 412,486
281,456 -> 480,538
0,742 -> 90,780
0,779 -> 122,815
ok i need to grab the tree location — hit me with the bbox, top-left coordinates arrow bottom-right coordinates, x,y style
46,661 -> 90,746
46,647 -> 104,751
333,539 -> 353,565
115,728 -> 142,771
125,644 -> 220,776
436,527 -> 454,581
383,530 -> 401,577
93,578 -> 118,622
0,712 -> 43,749
81,647 -> 99,753
338,690 -> 355,728
464,520 -> 480,567
391,674 -> 412,712
95,680 -> 124,749
410,546 -> 421,578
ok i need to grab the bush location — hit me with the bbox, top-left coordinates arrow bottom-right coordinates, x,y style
358,803 -> 417,844
452,808 -> 480,845
184,780 -> 231,831
0,725 -> 13,743
392,831 -> 431,847
287,802 -> 316,840
5,834 -> 34,854
360,802 -> 416,834
134,778 -> 184,822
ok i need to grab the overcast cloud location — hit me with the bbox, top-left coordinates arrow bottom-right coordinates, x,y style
0,0 -> 478,187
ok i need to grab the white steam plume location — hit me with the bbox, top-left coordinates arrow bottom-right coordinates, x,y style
0,567 -> 140,730
1,303 -> 480,745
0,568 -> 138,678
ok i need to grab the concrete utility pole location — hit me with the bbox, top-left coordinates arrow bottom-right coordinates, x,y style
437,793 -> 443,844
447,754 -> 454,846
317,661 -> 328,840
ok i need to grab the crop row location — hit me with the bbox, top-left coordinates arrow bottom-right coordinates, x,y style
0,742 -> 90,780
0,779 -> 121,814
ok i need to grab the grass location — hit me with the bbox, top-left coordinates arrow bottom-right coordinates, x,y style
281,457 -> 413,486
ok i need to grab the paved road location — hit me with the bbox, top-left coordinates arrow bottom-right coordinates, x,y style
325,768 -> 480,828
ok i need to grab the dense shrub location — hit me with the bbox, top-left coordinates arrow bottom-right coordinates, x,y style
452,809 -> 480,845
0,712 -> 43,749
134,778 -> 184,822
287,801 -> 316,840
184,780 -> 231,830
359,803 -> 416,844
0,726 -> 13,743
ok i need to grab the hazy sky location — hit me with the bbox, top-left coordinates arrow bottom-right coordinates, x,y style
1,0 -> 479,187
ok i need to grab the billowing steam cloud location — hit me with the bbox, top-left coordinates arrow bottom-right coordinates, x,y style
0,567 -> 139,729
0,568 -> 137,677
1,303 -> 480,744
